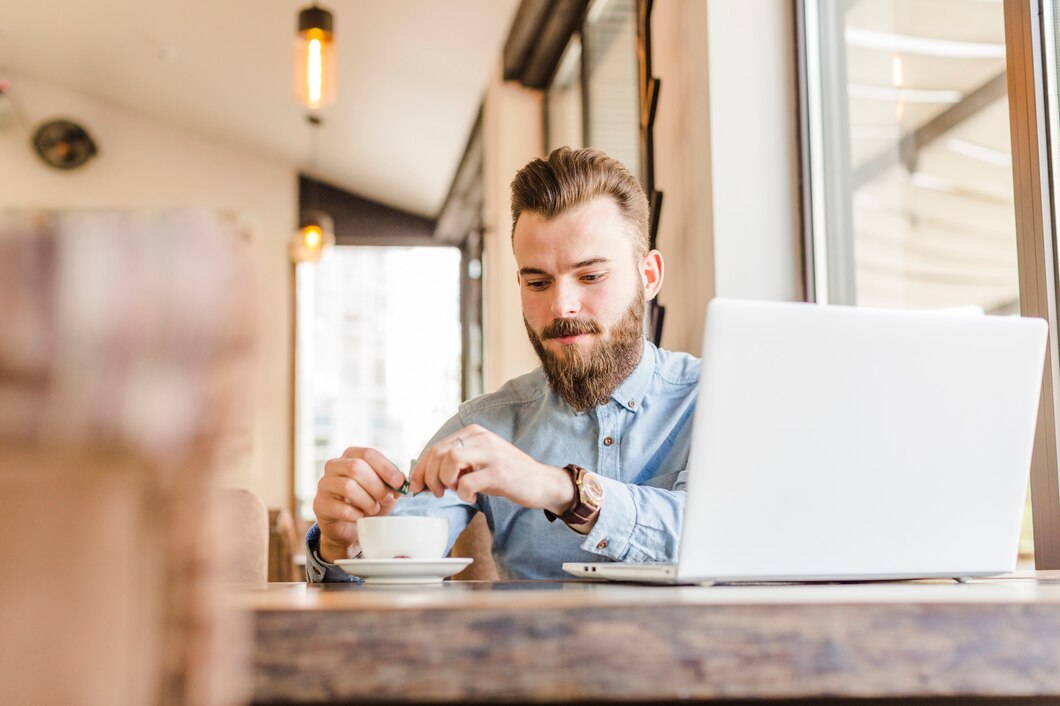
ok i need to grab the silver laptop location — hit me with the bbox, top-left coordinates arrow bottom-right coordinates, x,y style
564,298 -> 1048,585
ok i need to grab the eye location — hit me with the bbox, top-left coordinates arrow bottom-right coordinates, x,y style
525,280 -> 550,291
581,272 -> 606,283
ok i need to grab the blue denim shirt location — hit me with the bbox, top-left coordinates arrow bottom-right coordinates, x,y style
306,341 -> 700,581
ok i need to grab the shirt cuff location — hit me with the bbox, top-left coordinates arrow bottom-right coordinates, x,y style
579,475 -> 643,561
305,523 -> 361,583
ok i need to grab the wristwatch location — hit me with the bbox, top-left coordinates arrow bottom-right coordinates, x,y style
544,463 -> 603,528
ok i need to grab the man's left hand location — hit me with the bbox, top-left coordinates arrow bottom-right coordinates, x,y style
408,424 -> 574,514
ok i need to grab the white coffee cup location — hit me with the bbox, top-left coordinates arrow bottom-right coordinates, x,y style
356,516 -> 449,559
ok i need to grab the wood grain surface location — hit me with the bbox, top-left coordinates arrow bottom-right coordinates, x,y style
246,574 -> 1060,704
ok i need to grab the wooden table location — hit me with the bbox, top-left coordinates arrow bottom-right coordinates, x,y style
244,571 -> 1060,704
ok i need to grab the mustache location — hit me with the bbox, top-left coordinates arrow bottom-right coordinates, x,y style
542,317 -> 603,340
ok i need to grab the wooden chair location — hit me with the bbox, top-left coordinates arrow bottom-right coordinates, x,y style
268,506 -> 302,582
450,512 -> 499,580
220,488 -> 269,584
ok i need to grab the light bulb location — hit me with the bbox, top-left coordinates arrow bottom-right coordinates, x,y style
308,35 -> 323,106
294,6 -> 336,109
290,211 -> 335,263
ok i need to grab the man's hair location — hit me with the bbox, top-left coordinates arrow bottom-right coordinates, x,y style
510,147 -> 650,258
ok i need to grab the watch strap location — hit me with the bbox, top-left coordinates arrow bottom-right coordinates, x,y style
544,464 -> 600,526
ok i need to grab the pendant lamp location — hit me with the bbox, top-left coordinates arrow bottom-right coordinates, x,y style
294,4 -> 336,109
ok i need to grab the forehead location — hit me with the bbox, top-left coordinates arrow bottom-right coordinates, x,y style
512,197 -> 636,269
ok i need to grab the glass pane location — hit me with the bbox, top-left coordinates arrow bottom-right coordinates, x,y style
809,0 -> 1017,313
805,0 -> 1029,557
584,0 -> 640,180
294,246 -> 462,520
547,35 -> 584,151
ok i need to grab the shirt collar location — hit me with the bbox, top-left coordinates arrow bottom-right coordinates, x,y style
609,339 -> 656,413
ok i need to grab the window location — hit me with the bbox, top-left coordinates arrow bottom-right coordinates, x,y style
293,246 -> 462,520
801,0 -> 1032,555
803,0 -> 1017,313
543,0 -> 641,178
584,0 -> 641,178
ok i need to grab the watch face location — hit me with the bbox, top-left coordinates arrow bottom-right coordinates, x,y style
581,473 -> 604,506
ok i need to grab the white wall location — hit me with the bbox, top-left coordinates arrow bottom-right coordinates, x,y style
705,0 -> 802,304
652,0 -> 802,356
0,73 -> 297,510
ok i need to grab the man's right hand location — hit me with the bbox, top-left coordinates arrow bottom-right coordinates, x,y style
312,447 -> 407,563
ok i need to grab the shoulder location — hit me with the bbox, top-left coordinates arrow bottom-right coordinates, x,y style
457,367 -> 548,422
651,345 -> 700,387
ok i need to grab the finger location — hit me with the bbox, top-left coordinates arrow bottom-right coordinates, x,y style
341,446 -> 372,459
323,455 -> 356,479
408,451 -> 428,495
438,444 -> 488,489
454,466 -> 497,505
327,449 -> 405,490
422,448 -> 447,498
348,456 -> 403,503
313,493 -> 363,526
409,455 -> 428,494
322,460 -> 394,506
409,442 -> 447,497
377,492 -> 400,515
319,475 -> 383,516
323,454 -> 374,483
359,447 -> 407,492
412,427 -> 481,494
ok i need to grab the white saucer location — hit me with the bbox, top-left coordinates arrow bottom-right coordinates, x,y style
334,557 -> 473,584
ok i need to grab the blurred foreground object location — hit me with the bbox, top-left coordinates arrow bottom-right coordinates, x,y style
0,211 -> 257,705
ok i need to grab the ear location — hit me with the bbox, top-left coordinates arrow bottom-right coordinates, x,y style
639,250 -> 664,301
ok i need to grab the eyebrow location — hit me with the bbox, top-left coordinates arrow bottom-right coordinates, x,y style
518,257 -> 611,277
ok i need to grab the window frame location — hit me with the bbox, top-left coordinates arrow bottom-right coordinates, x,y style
1003,0 -> 1060,568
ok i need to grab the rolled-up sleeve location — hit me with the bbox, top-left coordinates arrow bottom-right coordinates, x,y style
579,470 -> 687,562
304,523 -> 360,583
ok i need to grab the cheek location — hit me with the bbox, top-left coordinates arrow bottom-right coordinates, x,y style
520,292 -> 548,328
594,280 -> 636,323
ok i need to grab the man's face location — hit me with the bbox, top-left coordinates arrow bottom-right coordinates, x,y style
513,197 -> 649,410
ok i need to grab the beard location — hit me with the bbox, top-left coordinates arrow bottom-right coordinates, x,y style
524,291 -> 646,413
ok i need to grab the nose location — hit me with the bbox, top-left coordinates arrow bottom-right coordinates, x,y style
549,279 -> 581,318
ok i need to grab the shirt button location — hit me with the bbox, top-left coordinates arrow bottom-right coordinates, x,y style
603,436 -> 614,446
597,539 -> 609,550
627,400 -> 636,408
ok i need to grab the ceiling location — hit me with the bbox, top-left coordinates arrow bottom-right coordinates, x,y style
0,0 -> 521,218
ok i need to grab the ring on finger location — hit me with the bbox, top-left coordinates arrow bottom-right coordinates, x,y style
454,437 -> 465,448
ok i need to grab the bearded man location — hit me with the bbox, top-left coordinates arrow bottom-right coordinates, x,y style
306,147 -> 699,581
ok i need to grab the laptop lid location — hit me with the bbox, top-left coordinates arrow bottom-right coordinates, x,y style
674,299 -> 1047,584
